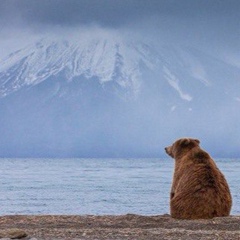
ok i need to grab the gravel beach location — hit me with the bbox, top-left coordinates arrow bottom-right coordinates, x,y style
0,214 -> 240,239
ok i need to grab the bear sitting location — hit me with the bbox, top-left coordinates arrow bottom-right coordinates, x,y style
165,138 -> 232,219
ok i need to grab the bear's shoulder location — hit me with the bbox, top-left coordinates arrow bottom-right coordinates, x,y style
191,148 -> 211,164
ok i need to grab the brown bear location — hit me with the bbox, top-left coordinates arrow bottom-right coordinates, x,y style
165,138 -> 232,219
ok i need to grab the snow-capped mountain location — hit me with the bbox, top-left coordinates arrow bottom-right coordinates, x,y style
1,36 -> 239,104
0,36 -> 239,158
0,37 -> 160,98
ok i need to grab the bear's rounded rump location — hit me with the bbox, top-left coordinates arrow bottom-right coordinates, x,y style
165,137 -> 232,219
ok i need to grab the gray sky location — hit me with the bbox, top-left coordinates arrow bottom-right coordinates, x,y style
0,0 -> 239,28
0,0 -> 239,61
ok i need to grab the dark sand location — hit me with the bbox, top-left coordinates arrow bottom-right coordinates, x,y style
1,214 -> 240,239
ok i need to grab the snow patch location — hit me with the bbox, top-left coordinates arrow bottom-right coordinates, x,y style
163,66 -> 192,101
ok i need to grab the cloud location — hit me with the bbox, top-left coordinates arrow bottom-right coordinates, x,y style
0,0 -> 239,61
0,0 -> 168,28
1,0 -> 239,29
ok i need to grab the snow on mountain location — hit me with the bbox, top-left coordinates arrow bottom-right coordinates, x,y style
163,66 -> 192,101
0,35 -> 221,102
0,37 -> 161,98
1,35 -> 240,105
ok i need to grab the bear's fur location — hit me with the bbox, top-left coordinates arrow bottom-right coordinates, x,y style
165,138 -> 232,219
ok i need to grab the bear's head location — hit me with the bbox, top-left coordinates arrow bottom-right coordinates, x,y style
165,138 -> 200,159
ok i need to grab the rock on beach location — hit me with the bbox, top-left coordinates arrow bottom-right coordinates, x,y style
0,228 -> 27,239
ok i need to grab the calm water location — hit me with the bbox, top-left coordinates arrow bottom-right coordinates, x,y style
0,158 -> 239,216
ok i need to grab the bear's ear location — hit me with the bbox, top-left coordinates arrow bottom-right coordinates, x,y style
180,138 -> 191,146
194,139 -> 200,144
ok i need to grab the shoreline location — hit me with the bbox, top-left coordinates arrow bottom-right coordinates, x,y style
0,214 -> 240,239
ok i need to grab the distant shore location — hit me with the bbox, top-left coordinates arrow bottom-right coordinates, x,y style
1,214 -> 240,239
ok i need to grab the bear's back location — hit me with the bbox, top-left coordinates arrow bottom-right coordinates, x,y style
171,147 -> 232,219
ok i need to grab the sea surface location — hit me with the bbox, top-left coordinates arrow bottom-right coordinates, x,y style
0,158 -> 239,216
